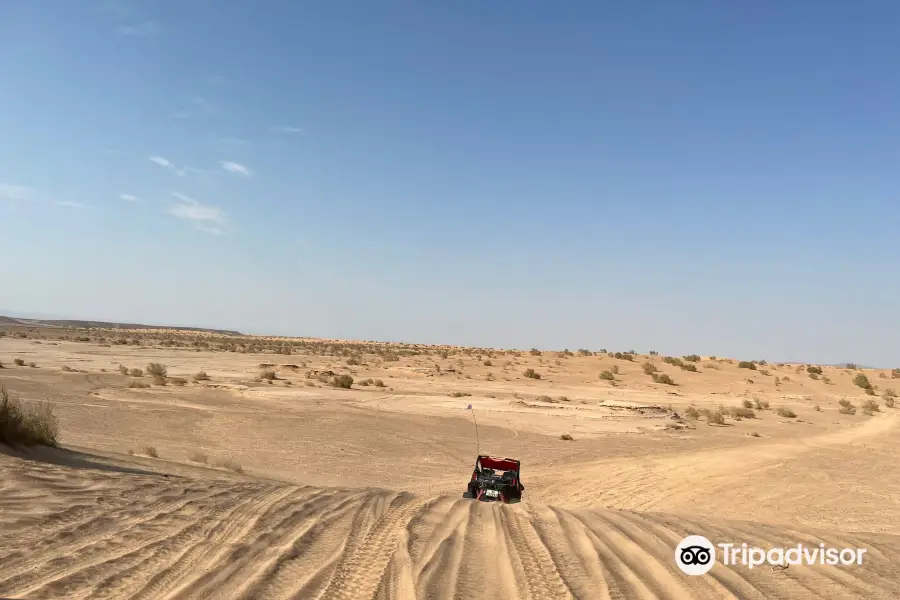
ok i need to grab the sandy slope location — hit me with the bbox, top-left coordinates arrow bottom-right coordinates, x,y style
2,333 -> 900,599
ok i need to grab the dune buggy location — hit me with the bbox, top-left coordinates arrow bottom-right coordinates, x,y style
462,454 -> 524,503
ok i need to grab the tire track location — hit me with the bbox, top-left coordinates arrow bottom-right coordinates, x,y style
500,505 -> 575,600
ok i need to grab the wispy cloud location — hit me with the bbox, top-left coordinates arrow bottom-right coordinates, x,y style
119,193 -> 140,202
117,21 -> 161,37
0,183 -> 40,202
174,96 -> 219,120
55,200 -> 85,209
149,155 -> 187,176
220,161 -> 252,177
168,193 -> 228,234
273,126 -> 303,134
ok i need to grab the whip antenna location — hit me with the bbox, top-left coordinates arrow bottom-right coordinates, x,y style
466,403 -> 480,456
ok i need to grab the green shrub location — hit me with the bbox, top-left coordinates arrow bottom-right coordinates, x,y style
853,373 -> 872,389
806,365 -> 823,375
663,356 -> 683,367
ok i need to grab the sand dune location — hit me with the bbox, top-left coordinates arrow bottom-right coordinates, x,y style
2,330 -> 900,599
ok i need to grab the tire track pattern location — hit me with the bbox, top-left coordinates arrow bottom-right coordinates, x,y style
2,455 -> 900,600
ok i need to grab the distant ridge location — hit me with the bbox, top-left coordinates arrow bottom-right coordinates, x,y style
0,315 -> 242,336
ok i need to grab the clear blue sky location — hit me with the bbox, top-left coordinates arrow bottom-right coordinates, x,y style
1,1 -> 898,366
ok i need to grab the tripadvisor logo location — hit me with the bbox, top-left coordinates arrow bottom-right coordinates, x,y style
675,535 -> 868,575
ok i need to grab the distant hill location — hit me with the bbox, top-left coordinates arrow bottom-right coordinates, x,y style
0,315 -> 242,336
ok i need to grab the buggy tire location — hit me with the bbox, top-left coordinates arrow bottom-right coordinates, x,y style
462,492 -> 475,499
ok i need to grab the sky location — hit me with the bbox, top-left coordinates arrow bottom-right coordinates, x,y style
1,1 -> 899,366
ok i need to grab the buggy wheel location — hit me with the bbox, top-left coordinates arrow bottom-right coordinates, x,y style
462,491 -> 475,499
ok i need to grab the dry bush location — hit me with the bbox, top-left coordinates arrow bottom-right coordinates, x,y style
809,373 -> 819,380
60,365 -> 73,372
681,363 -> 698,372
642,362 -> 658,375
259,369 -> 278,381
753,398 -> 770,410
146,363 -> 167,377
118,364 -> 129,375
807,365 -> 823,375
560,433 -> 574,441
776,407 -> 797,418
683,354 -> 701,362
128,381 -> 150,389
450,391 -> 471,397
483,360 -> 493,366
652,373 -> 675,385
738,361 -> 756,370
151,375 -> 167,386
13,358 -> 25,366
523,368 -> 541,380
332,374 -> 354,389
599,370 -> 615,381
168,377 -> 187,386
216,458 -> 244,473
663,356 -> 683,367
728,406 -> 756,419
705,410 -> 726,425
130,368 -> 143,377
193,371 -> 210,381
144,446 -> 159,457
814,404 -> 822,411
861,398 -> 880,413
741,399 -> 753,409
685,406 -> 701,420
373,379 -> 385,387
188,450 -> 208,464
885,397 -> 895,408
0,386 -> 59,447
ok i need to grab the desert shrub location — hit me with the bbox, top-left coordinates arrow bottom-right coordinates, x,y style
13,358 -> 25,366
450,391 -> 471,397
806,365 -> 823,375
332,374 -> 354,388
642,362 -> 658,375
684,354 -> 701,362
193,371 -> 210,381
814,404 -> 821,411
373,379 -> 385,387
776,407 -> 797,418
118,364 -> 129,375
610,365 -> 619,374
130,368 -> 143,377
705,410 -> 726,425
681,363 -> 698,372
483,360 -> 493,366
557,396 -> 569,402
560,433 -> 574,441
839,404 -> 857,415
663,356 -> 683,367
883,388 -> 896,398
60,365 -> 73,372
599,370 -> 615,381
892,368 -> 900,379
822,376 -> 831,384
188,450 -> 208,464
885,397 -> 895,408
168,377 -> 187,386
128,381 -> 150,389
853,373 -> 872,389
652,373 -> 675,385
760,369 -> 770,376
685,406 -> 701,419
523,368 -> 541,379
537,395 -> 553,402
28,362 -> 36,368
146,363 -> 168,377
753,398 -> 770,410
259,369 -> 277,381
0,386 -> 59,447
144,446 -> 159,457
346,357 -> 360,366
728,406 -> 756,419
151,375 -> 167,386
216,458 -> 244,473
809,373 -> 819,380
738,361 -> 757,370
861,398 -> 879,413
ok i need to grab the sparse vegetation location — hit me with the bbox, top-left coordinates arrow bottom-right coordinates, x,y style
704,409 -> 726,425
599,370 -> 615,381
151,375 -> 167,386
332,374 -> 354,389
119,364 -> 129,375
753,398 -> 770,410
523,368 -> 541,380
483,360 -> 493,367
560,433 -> 574,441
373,379 -> 385,387
776,407 -> 797,418
652,373 -> 675,385
168,377 -> 187,386
806,365 -> 823,375
193,371 -> 210,381
663,356 -> 683,367
861,398 -> 880,413
144,446 -> 159,458
728,406 -> 756,419
683,354 -> 701,362
216,458 -> 244,473
685,406 -> 701,420
128,381 -> 150,389
738,361 -> 757,370
146,363 -> 167,378
0,385 -> 59,447
681,363 -> 698,372
188,450 -> 208,464
13,358 -> 25,366
449,391 -> 472,397
259,369 -> 278,381
130,368 -> 143,377
642,362 -> 658,375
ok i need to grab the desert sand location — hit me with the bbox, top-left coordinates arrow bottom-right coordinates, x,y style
1,325 -> 900,599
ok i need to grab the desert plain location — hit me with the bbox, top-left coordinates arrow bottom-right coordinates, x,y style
1,322 -> 899,599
